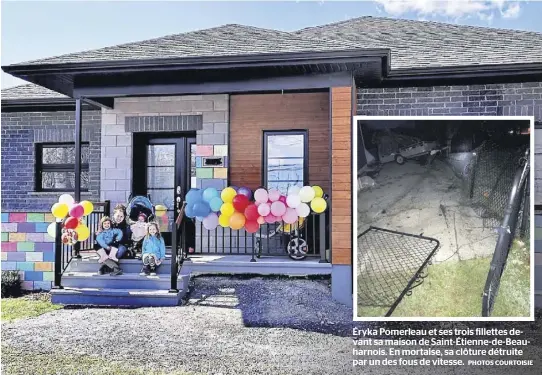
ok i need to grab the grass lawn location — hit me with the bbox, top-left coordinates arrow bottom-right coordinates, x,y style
1,293 -> 62,323
357,240 -> 531,318
1,345 -> 195,375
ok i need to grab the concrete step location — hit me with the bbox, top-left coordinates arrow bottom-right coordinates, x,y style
181,258 -> 331,276
67,258 -> 173,274
50,287 -> 185,307
62,271 -> 188,290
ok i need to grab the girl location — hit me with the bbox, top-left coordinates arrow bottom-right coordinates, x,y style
140,222 -> 166,276
96,216 -> 124,276
112,204 -> 132,259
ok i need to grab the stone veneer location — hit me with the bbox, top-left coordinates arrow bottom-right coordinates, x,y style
1,212 -> 56,290
100,95 -> 229,208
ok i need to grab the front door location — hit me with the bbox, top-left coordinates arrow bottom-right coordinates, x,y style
133,133 -> 196,247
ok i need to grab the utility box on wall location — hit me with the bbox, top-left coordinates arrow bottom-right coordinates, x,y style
202,156 -> 224,168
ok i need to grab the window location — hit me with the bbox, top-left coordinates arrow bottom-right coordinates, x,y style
35,143 -> 90,192
263,131 -> 307,194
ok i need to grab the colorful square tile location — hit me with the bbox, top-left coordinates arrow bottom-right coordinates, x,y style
35,243 -> 55,252
2,261 -> 16,270
17,222 -> 36,233
18,242 -> 35,252
43,235 -> 55,243
42,272 -> 55,282
9,213 -> 26,223
1,223 -> 17,232
0,253 -> 6,261
16,262 -> 35,271
24,271 -> 43,281
34,281 -> 52,291
21,281 -> 34,290
25,252 -> 42,261
214,168 -> 228,179
43,252 -> 56,262
214,145 -> 228,157
1,213 -> 9,223
9,233 -> 26,242
26,233 -> 44,242
196,168 -> 213,179
1,242 -> 17,252
1,232 -> 8,242
7,252 -> 26,261
34,262 -> 53,271
35,223 -> 49,233
27,213 -> 45,222
196,145 -> 213,156
196,157 -> 202,168
44,213 -> 55,223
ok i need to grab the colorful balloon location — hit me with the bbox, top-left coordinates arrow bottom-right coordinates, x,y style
268,188 -> 281,202
64,217 -> 79,230
229,212 -> 246,230
283,208 -> 298,224
237,187 -> 252,200
46,222 -> 57,239
218,214 -> 230,228
288,186 -> 301,196
202,188 -> 219,203
220,202 -> 235,217
155,205 -> 167,217
270,201 -> 286,217
312,186 -> 324,198
185,203 -> 196,218
221,187 -> 237,203
59,194 -> 75,205
61,229 -> 78,246
264,214 -> 277,224
296,203 -> 311,218
254,188 -> 268,203
244,204 -> 259,222
257,216 -> 265,225
257,203 -> 271,217
209,197 -> 223,212
193,201 -> 211,217
278,195 -> 287,204
51,203 -> 69,219
186,189 -> 203,206
75,223 -> 90,241
203,213 -> 219,231
232,194 -> 249,213
311,197 -> 327,213
286,194 -> 301,208
69,204 -> 85,219
244,220 -> 259,233
80,200 -> 94,216
299,186 -> 316,203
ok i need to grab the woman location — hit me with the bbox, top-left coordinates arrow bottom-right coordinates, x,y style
111,204 -> 133,259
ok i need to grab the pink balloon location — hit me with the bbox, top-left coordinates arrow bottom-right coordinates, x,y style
264,214 -> 277,223
268,189 -> 281,202
257,216 -> 265,225
283,208 -> 298,224
279,195 -> 287,203
69,204 -> 84,219
257,203 -> 271,217
254,188 -> 269,203
270,201 -> 286,217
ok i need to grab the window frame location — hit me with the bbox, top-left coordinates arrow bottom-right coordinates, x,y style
35,142 -> 90,192
262,130 -> 309,190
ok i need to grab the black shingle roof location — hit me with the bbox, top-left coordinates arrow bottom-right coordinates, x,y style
295,16 -> 542,70
1,83 -> 68,100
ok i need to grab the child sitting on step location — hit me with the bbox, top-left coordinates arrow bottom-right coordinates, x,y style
96,216 -> 124,276
140,222 -> 166,276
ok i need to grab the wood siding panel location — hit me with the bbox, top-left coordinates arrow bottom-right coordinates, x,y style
331,86 -> 353,266
229,93 -> 330,193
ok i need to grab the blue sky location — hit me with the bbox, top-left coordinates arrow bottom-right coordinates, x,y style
2,0 -> 542,89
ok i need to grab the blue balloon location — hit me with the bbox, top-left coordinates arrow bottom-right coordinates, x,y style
196,216 -> 204,221
186,189 -> 202,206
185,203 -> 196,218
230,186 -> 239,192
237,186 -> 252,200
209,196 -> 223,212
193,201 -> 211,217
202,188 -> 219,202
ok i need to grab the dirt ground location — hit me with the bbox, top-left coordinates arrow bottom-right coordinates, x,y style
357,158 -> 498,270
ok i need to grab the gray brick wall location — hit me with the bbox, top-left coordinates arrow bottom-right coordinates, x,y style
1,111 -> 102,212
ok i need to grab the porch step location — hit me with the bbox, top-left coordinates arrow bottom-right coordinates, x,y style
62,271 -> 188,290
50,287 -> 185,307
67,258 -> 172,274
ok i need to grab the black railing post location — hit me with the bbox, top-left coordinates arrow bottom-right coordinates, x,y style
170,214 -> 179,293
104,200 -> 111,216
319,214 -> 328,263
52,222 -> 63,289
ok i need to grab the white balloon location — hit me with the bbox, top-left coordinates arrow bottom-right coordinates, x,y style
296,203 -> 310,218
286,194 -> 301,208
46,222 -> 57,238
299,186 -> 315,203
59,194 -> 75,205
287,186 -> 301,196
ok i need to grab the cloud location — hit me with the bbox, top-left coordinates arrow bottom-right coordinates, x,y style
373,0 -> 522,22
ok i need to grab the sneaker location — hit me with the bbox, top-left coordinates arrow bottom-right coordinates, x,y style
139,267 -> 147,276
110,267 -> 123,276
149,265 -> 157,276
98,266 -> 107,275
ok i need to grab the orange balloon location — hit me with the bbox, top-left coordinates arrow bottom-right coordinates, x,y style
229,212 -> 246,230
256,216 -> 265,225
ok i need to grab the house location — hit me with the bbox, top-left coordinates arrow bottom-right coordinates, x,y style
1,17 -> 541,308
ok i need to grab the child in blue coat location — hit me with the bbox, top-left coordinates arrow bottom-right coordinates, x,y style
96,216 -> 124,275
140,222 -> 166,276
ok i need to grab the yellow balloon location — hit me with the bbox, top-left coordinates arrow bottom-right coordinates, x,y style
155,205 -> 167,217
221,187 -> 237,203
80,201 -> 94,216
229,212 -> 246,230
310,197 -> 327,214
219,214 -> 230,228
75,224 -> 90,241
312,186 -> 324,198
51,203 -> 69,219
220,202 -> 235,216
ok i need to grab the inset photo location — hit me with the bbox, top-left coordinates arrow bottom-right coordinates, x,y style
353,116 -> 534,321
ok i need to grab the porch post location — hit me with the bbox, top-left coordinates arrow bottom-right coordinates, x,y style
74,98 -> 82,258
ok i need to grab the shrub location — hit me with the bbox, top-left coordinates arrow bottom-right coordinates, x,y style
1,270 -> 22,298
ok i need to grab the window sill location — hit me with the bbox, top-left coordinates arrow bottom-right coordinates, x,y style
27,192 -> 94,197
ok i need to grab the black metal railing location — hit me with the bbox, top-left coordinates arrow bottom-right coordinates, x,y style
53,200 -> 110,289
180,210 -> 330,261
